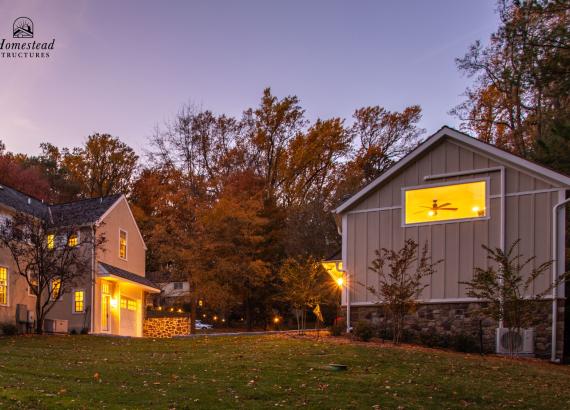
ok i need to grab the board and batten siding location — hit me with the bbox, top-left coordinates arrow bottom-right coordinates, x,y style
344,138 -> 564,304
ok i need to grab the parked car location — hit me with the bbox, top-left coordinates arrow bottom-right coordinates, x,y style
195,320 -> 213,330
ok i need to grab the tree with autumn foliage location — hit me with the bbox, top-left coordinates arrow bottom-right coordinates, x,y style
452,0 -> 570,164
62,133 -> 139,198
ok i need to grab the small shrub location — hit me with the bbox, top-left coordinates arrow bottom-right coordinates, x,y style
452,333 -> 479,353
80,327 -> 89,335
353,321 -> 375,342
330,319 -> 346,336
1,323 -> 18,336
70,329 -> 78,335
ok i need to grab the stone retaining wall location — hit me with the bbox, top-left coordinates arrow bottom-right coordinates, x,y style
346,300 -> 565,358
143,317 -> 191,338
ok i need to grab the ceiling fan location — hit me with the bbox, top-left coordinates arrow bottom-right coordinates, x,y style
416,199 -> 458,216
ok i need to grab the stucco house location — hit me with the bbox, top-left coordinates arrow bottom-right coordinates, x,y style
0,185 -> 160,336
334,126 -> 570,360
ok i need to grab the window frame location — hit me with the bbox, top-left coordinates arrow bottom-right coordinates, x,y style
27,274 -> 38,297
0,266 -> 8,306
50,278 -> 62,301
72,289 -> 85,314
47,233 -> 55,250
401,177 -> 491,227
67,231 -> 80,247
119,229 -> 128,260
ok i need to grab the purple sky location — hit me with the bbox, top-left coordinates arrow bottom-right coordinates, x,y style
0,0 -> 498,157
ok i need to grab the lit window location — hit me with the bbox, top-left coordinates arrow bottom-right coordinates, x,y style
47,234 -> 55,250
119,230 -> 127,259
73,290 -> 84,313
28,274 -> 38,297
404,180 -> 487,225
127,299 -> 137,311
51,278 -> 61,300
68,232 -> 79,247
120,298 -> 127,309
0,267 -> 7,305
101,282 -> 110,294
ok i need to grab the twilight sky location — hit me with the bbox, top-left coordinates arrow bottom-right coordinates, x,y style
0,0 -> 498,157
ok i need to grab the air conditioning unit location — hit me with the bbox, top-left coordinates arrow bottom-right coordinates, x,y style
44,319 -> 68,334
16,304 -> 28,323
496,328 -> 534,355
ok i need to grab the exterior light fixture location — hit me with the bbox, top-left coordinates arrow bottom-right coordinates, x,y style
273,317 -> 280,324
110,298 -> 118,308
177,308 -> 183,313
213,315 -> 218,321
336,277 -> 344,288
157,306 -> 162,311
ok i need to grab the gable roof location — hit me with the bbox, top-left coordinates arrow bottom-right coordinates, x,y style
0,184 -> 125,227
50,194 -> 122,226
0,184 -> 48,218
335,126 -> 570,214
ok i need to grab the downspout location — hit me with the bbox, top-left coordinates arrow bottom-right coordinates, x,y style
551,196 -> 570,363
341,214 -> 350,332
90,225 -> 96,334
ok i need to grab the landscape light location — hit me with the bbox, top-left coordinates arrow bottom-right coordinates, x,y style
157,306 -> 162,311
177,308 -> 183,313
213,315 -> 218,321
273,317 -> 280,324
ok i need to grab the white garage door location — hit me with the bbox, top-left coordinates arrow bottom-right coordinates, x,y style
120,297 -> 138,336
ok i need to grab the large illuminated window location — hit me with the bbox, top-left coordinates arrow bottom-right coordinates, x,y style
404,180 -> 487,225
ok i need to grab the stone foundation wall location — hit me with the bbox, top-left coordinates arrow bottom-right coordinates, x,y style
143,317 -> 191,338
346,300 -> 565,359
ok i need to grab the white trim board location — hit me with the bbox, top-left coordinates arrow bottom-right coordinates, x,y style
335,126 -> 570,214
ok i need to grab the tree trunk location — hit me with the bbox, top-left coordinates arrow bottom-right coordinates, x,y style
35,297 -> 43,334
245,298 -> 253,331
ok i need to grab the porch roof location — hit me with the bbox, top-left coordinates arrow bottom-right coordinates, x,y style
98,262 -> 161,293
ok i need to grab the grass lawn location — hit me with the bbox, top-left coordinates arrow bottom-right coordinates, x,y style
0,335 -> 570,409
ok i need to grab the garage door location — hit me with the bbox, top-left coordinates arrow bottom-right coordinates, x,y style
120,297 -> 138,336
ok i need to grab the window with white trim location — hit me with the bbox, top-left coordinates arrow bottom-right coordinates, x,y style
119,230 -> 127,259
403,180 -> 488,225
0,267 -> 7,305
73,290 -> 85,313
